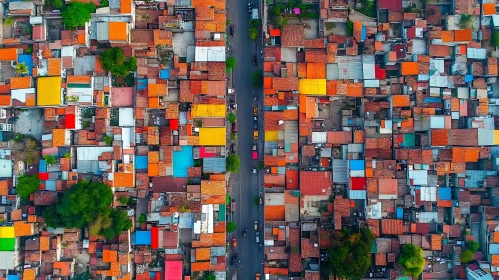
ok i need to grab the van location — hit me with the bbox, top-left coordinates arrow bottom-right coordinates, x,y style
256,233 -> 260,243
251,8 -> 259,20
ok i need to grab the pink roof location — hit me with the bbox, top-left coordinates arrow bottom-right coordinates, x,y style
165,261 -> 182,280
378,0 -> 402,12
199,147 -> 216,158
111,87 -> 134,107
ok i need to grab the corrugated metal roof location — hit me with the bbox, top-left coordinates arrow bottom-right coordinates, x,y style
202,158 -> 226,173
332,160 -> 348,183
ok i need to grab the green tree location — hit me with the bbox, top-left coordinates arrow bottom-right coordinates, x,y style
46,0 -> 65,9
43,181 -> 113,228
399,244 -> 425,278
459,14 -> 473,29
138,214 -> 147,224
226,154 -> 241,173
15,62 -> 29,75
63,152 -> 71,158
272,15 -> 288,28
226,57 -> 236,72
16,175 -> 40,199
249,28 -> 259,40
100,0 -> 109,7
252,70 -> 263,87
346,20 -> 354,36
329,228 -> 374,280
43,155 -> 57,165
226,222 -> 236,233
99,48 -> 137,77
99,209 -> 132,239
104,135 -> 113,145
118,196 -> 129,205
5,18 -> 14,27
461,249 -> 474,263
253,195 -> 262,205
492,30 -> 499,47
62,2 -> 96,30
13,137 -> 40,164
203,274 -> 216,280
228,113 -> 236,124
466,240 -> 480,253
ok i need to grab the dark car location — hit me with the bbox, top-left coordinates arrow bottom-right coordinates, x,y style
229,25 -> 235,36
231,254 -> 239,266
252,55 -> 257,66
232,122 -> 237,132
231,143 -> 236,153
253,120 -> 258,130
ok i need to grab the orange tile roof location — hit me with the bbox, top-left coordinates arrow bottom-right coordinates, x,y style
153,29 -> 173,46
0,95 -> 11,107
191,262 -> 211,272
0,48 -> 17,61
264,205 -> 285,221
120,0 -> 132,13
483,3 -> 496,15
148,151 -> 159,163
47,58 -> 61,76
23,268 -> 36,280
392,95 -> 410,107
306,63 -> 326,79
454,29 -> 472,42
109,22 -> 128,41
196,248 -> 211,261
14,221 -> 33,237
67,75 -> 91,83
0,180 -> 7,196
10,76 -> 31,89
40,236 -> 50,251
113,173 -> 134,188
148,83 -> 168,97
148,164 -> 159,176
53,262 -> 71,277
401,62 -> 418,75
52,129 -> 67,147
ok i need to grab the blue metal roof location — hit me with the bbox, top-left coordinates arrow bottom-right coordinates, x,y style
39,160 -> 47,172
349,160 -> 365,171
173,146 -> 194,178
18,54 -> 33,76
137,79 -> 148,90
135,156 -> 148,170
160,69 -> 170,79
45,180 -> 56,191
7,275 -> 19,280
135,231 -> 152,245
438,187 -> 451,200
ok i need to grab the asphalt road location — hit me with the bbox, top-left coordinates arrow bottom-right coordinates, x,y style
227,0 -> 264,278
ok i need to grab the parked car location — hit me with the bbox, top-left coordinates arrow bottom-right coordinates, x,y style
229,25 -> 235,36
252,55 -> 257,66
253,130 -> 258,140
253,120 -> 258,130
256,233 -> 260,243
252,151 -> 257,160
253,106 -> 258,116
232,238 -> 237,247
231,143 -> 236,153
232,122 -> 237,132
252,168 -> 257,174
252,144 -> 257,151
254,221 -> 258,231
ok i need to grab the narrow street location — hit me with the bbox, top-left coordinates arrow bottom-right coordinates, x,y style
226,0 -> 265,278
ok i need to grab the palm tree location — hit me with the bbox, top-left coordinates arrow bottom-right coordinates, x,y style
15,62 -> 29,76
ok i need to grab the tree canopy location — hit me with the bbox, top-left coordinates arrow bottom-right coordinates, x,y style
251,70 -> 263,87
466,240 -> 479,253
226,57 -> 236,72
461,249 -> 474,263
228,113 -> 236,124
16,62 -> 29,75
459,14 -> 473,29
226,154 -> 241,173
493,30 -> 499,47
226,222 -> 236,233
16,175 -> 40,199
13,136 -> 40,164
100,48 -> 137,77
43,155 -> 57,165
399,244 -> 425,278
328,228 -> 374,280
42,181 -> 132,239
62,2 -> 96,30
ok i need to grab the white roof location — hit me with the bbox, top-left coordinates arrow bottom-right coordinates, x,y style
77,147 -> 114,161
194,47 -> 225,62
119,108 -> 134,127
0,251 -> 15,270
419,186 -> 436,201
0,159 -> 12,178
11,88 -> 35,103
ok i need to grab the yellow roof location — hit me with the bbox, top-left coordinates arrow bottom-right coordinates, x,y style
191,104 -> 225,118
0,226 -> 14,238
265,131 -> 278,142
298,79 -> 326,96
198,127 -> 226,146
494,130 -> 499,145
37,77 -> 62,106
